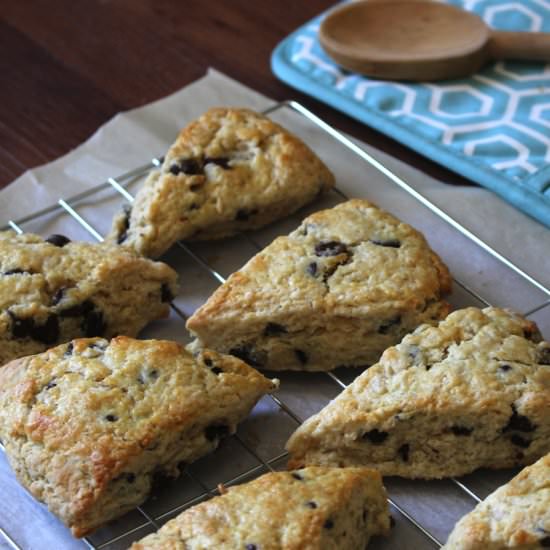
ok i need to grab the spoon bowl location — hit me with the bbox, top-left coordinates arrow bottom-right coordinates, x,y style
319,0 -> 550,81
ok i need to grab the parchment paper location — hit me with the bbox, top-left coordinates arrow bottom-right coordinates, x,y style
0,69 -> 548,550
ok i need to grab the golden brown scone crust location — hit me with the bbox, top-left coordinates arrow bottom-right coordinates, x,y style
186,199 -> 452,371
286,307 -> 550,478
130,466 -> 390,550
0,231 -> 178,365
0,336 -> 278,536
108,107 -> 335,257
443,453 -> 550,549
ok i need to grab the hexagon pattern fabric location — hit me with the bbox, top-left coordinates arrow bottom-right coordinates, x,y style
271,0 -> 550,228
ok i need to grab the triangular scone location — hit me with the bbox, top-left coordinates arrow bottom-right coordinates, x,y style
108,107 -> 334,257
286,307 -> 550,478
0,336 -> 278,536
443,453 -> 550,549
186,199 -> 452,371
131,466 -> 390,550
0,231 -> 178,365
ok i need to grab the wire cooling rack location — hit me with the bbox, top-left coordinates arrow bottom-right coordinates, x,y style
1,100 -> 549,550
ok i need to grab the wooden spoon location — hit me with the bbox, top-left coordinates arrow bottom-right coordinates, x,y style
319,0 -> 550,81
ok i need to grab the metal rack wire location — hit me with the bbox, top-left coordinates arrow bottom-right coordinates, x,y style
1,100 -> 549,550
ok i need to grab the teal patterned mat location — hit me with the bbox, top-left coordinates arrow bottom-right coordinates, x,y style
271,1 -> 550,228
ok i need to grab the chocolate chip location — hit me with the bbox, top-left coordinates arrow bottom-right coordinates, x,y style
510,434 -> 531,448
291,472 -> 303,480
307,262 -> 318,276
229,345 -> 263,368
45,380 -> 57,390
32,314 -> 59,344
538,347 -> 550,365
362,429 -> 389,444
314,241 -> 348,257
204,424 -> 230,441
204,156 -> 231,169
370,238 -> 401,248
204,357 -> 223,375
451,425 -> 473,436
45,234 -> 71,247
306,501 -> 317,509
149,370 -> 159,380
440,346 -> 451,361
64,342 -> 74,357
105,414 -> 118,422
398,443 -> 410,461
378,316 -> 401,335
169,158 -> 203,175
499,364 -> 512,372
245,545 -> 257,550
8,311 -> 34,339
161,283 -> 174,303
3,268 -> 27,275
90,341 -> 108,352
324,519 -> 334,529
59,299 -> 95,318
82,309 -> 106,337
504,405 -> 536,433
51,288 -> 66,306
235,208 -> 258,221
117,205 -> 132,244
8,311 -> 59,344
540,536 -> 550,547
321,263 -> 340,283
182,159 -> 203,175
294,349 -> 308,365
263,322 -> 287,337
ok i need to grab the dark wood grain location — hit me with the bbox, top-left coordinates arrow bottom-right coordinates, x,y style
0,0 -> 474,190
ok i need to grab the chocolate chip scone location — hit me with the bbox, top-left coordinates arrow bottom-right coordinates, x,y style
186,199 -> 452,371
0,231 -> 178,365
286,307 -> 550,478
108,107 -> 335,258
131,466 -> 390,550
0,336 -> 278,537
443,452 -> 550,549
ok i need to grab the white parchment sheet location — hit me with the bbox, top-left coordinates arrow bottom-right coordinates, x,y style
0,69 -> 548,550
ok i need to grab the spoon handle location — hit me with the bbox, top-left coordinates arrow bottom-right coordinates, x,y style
489,31 -> 550,61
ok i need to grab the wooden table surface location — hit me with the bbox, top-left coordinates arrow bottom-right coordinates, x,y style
0,0 -> 473,192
